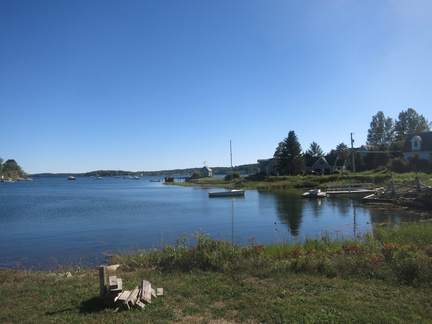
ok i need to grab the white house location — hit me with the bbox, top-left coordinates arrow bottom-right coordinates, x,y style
201,166 -> 213,177
402,132 -> 432,164
305,156 -> 347,175
257,158 -> 278,176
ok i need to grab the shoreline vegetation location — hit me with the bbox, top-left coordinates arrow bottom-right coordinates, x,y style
172,170 -> 432,191
1,223 -> 432,322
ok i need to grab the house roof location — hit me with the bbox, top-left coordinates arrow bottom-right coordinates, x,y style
358,145 -> 377,152
306,156 -> 346,168
202,166 -> 212,171
257,158 -> 275,167
402,132 -> 432,153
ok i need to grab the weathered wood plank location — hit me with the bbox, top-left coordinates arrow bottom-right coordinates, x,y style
110,278 -> 123,293
126,286 -> 140,308
141,280 -> 152,303
116,290 -> 131,303
99,265 -> 107,297
109,276 -> 118,289
135,299 -> 146,310
106,264 -> 121,272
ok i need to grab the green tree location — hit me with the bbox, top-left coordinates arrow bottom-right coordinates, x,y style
0,157 -> 3,176
304,142 -> 324,159
394,108 -> 430,143
329,143 -> 350,160
366,111 -> 394,148
3,159 -> 26,179
274,131 -> 305,175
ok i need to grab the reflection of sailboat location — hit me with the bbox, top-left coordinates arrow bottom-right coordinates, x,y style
209,141 -> 245,197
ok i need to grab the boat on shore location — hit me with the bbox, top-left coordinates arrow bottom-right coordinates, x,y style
302,188 -> 327,198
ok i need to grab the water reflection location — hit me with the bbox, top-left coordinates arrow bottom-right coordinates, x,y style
257,190 -> 431,240
271,190 -> 303,236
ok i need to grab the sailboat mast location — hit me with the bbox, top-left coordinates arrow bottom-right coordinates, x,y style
230,140 -> 233,169
230,140 -> 233,182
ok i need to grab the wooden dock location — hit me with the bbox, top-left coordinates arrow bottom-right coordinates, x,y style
326,183 -> 376,196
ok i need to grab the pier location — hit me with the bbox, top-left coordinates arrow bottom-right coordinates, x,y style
326,183 -> 376,196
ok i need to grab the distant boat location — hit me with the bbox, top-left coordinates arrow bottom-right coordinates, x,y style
67,176 -> 76,180
209,141 -> 245,198
95,177 -> 103,180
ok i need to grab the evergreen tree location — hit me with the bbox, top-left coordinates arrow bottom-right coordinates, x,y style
274,131 -> 305,175
394,108 -> 430,142
366,111 -> 394,148
304,142 -> 324,159
329,143 -> 350,160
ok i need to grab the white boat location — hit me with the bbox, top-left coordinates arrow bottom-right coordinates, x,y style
209,140 -> 245,198
302,188 -> 327,198
67,176 -> 76,180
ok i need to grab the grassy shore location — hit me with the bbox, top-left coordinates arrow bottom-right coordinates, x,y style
1,223 -> 432,323
168,171 -> 432,191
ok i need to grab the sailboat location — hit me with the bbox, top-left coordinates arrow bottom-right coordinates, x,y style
209,141 -> 245,197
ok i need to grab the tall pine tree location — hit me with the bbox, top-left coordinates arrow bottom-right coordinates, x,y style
274,130 -> 305,175
366,111 -> 394,149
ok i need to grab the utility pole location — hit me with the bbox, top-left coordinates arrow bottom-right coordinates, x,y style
351,133 -> 356,174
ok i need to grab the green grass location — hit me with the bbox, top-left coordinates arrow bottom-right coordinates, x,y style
2,224 -> 432,323
169,171 -> 432,191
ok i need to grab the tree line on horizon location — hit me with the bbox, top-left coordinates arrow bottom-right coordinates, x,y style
273,108 -> 431,176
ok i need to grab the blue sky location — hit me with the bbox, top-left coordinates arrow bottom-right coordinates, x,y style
1,1 -> 431,174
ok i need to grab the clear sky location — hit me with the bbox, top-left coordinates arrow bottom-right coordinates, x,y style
1,0 -> 431,174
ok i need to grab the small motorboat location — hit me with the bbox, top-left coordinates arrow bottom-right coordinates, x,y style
302,188 -> 327,198
67,176 -> 76,180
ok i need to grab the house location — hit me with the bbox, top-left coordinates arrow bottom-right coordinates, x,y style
306,156 -> 347,175
402,132 -> 432,165
201,166 -> 213,177
257,158 -> 278,176
258,155 -> 347,176
357,145 -> 377,158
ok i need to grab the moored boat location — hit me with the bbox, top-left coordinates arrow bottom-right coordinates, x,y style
209,189 -> 245,197
208,141 -> 245,198
302,188 -> 327,198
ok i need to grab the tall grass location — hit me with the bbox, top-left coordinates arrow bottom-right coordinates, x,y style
111,223 -> 432,287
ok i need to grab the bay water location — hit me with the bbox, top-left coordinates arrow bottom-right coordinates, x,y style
0,176 -> 423,270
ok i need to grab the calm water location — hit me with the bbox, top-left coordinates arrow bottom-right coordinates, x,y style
0,177 -> 426,270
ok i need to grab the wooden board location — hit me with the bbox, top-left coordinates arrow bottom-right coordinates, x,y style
99,265 -> 107,297
109,276 -> 118,289
141,280 -> 152,304
116,290 -> 131,303
125,286 -> 140,308
110,278 -> 123,293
